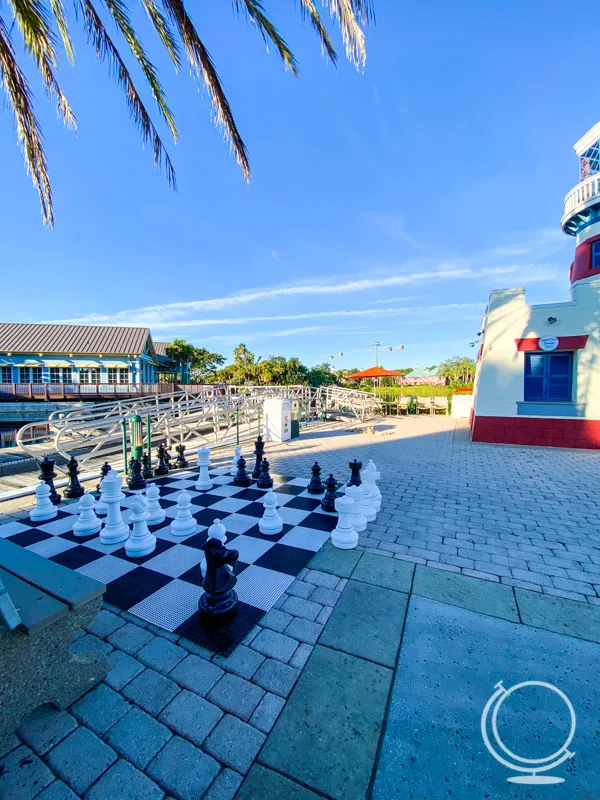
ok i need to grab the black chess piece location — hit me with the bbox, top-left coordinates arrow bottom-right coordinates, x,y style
38,456 -> 61,505
63,456 -> 84,499
164,450 -> 173,471
155,443 -> 169,476
198,539 -> 239,618
127,458 -> 147,491
252,435 -> 265,480
307,462 -> 325,495
175,444 -> 188,469
348,459 -> 363,487
256,459 -> 273,489
233,455 -> 251,487
142,453 -> 154,480
320,474 -> 338,513
96,461 -> 111,493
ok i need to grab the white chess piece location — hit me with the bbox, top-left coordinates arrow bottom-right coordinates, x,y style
126,498 -> 156,557
73,492 -> 102,537
365,459 -> 382,505
99,469 -> 130,544
345,485 -> 367,532
358,482 -> 376,523
30,481 -> 57,522
363,471 -> 381,513
145,483 -> 165,525
195,446 -> 213,491
230,445 -> 242,476
170,491 -> 197,537
259,490 -> 283,535
201,518 -> 228,576
95,475 -> 108,515
331,495 -> 358,549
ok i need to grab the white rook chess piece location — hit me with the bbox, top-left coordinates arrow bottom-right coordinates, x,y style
331,495 -> 358,549
126,498 -> 156,557
195,446 -> 213,491
363,471 -> 381,513
345,485 -> 367,532
358,482 -> 376,523
73,492 -> 102,537
30,481 -> 57,522
145,483 -> 165,525
100,469 -> 130,545
170,491 -> 197,537
201,518 -> 228,576
259,490 -> 283,535
230,445 -> 242,476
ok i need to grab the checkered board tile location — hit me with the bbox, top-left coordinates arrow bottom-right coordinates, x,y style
0,469 -> 339,655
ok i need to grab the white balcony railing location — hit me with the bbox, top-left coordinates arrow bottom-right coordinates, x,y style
563,173 -> 600,216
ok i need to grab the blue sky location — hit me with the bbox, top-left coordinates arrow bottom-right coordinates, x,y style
1,0 -> 597,370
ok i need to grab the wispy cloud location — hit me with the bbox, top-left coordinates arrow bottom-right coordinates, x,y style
362,212 -> 424,250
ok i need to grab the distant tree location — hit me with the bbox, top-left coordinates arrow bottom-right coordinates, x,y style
437,356 -> 476,384
189,348 -> 225,382
165,339 -> 196,383
306,362 -> 337,387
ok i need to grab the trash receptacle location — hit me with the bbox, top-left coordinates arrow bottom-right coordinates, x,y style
291,400 -> 300,439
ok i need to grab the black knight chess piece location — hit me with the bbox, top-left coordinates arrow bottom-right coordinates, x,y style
348,459 -> 362,487
198,539 -> 239,618
142,453 -> 154,480
127,458 -> 147,491
97,461 -> 111,493
307,462 -> 325,495
256,458 -> 273,489
252,435 -> 265,480
155,443 -> 169,476
38,456 -> 61,505
175,444 -> 188,469
63,456 -> 84,499
233,455 -> 251,487
321,474 -> 338,513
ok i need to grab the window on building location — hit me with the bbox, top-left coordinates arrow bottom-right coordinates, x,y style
592,241 -> 600,270
108,368 -> 129,384
50,367 -> 61,383
19,367 -> 30,383
119,368 -> 129,383
107,368 -> 117,384
1,367 -> 11,383
80,368 -> 100,384
63,367 -> 73,383
524,352 -> 573,402
31,367 -> 42,383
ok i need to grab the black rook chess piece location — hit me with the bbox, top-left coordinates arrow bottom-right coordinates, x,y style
233,455 -> 251,487
307,462 -> 325,495
348,459 -> 363,487
252,435 -> 265,480
198,539 -> 239,618
96,461 -> 111,493
256,459 -> 273,490
38,456 -> 61,505
142,453 -> 154,480
127,458 -> 147,491
63,456 -> 84,499
175,444 -> 188,469
320,474 -> 338,513
155,443 -> 169,476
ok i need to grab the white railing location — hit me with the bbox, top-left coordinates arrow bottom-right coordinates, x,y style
563,174 -> 600,216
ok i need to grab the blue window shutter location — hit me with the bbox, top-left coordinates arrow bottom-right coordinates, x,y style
524,354 -> 545,400
547,353 -> 572,401
592,241 -> 600,269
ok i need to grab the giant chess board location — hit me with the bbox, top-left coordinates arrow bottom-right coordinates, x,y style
0,469 -> 339,655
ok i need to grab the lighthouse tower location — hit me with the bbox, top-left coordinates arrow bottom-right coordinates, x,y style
470,123 -> 600,449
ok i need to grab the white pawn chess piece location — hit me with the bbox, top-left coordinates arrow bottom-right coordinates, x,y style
126,497 -> 156,557
145,483 -> 165,525
195,446 -> 213,491
99,469 -> 130,544
363,471 -> 381,513
331,495 -> 358,549
345,485 -> 367,532
358,482 -> 376,523
30,481 -> 58,522
201,518 -> 228,576
230,445 -> 242,476
170,491 -> 197,537
259,490 -> 283,535
73,492 -> 102,537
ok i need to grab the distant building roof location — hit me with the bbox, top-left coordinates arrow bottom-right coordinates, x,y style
0,323 -> 152,356
409,366 -> 435,377
154,341 -> 171,356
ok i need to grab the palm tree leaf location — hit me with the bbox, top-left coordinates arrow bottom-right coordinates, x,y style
102,0 -> 177,140
77,0 -> 176,186
323,0 -> 366,67
49,0 -> 75,62
233,0 -> 298,75
349,0 -> 375,23
294,0 -> 337,64
161,0 -> 250,180
139,0 -> 181,70
0,15 -> 53,224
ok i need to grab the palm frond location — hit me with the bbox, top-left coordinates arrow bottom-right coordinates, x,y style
0,15 -> 53,224
49,0 -> 75,62
161,0 -> 250,180
78,0 -> 176,186
294,0 -> 337,64
349,0 -> 375,23
233,0 -> 298,75
139,0 -> 181,70
323,0 -> 366,67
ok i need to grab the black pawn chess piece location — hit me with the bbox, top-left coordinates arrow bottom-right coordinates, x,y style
142,453 -> 154,480
307,462 -> 325,495
97,461 -> 111,493
63,456 -> 84,499
348,459 -> 363,487
198,539 -> 239,618
175,444 -> 188,469
38,456 -> 61,505
252,435 -> 265,480
320,474 -> 337,513
233,455 -> 251,487
127,458 -> 147,491
155,443 -> 169,476
256,459 -> 273,489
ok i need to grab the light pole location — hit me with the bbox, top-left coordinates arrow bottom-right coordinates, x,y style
372,341 -> 381,367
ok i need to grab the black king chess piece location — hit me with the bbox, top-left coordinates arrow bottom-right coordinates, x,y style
252,435 -> 265,480
348,459 -> 363,487
97,461 -> 111,493
256,459 -> 273,489
63,456 -> 84,499
175,444 -> 188,469
321,474 -> 338,513
38,456 -> 61,505
233,455 -> 251,487
155,443 -> 169,476
198,539 -> 239,619
307,462 -> 325,495
142,453 -> 154,480
127,458 -> 147,491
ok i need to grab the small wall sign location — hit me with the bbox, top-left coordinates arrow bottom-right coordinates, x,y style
539,336 -> 559,351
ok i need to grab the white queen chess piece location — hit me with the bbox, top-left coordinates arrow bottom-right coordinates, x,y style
201,518 -> 228,576
259,490 -> 283,535
30,481 -> 58,522
170,491 -> 197,537
345,485 -> 367,532
230,445 -> 242,476
99,469 -> 130,544
195,446 -> 213,491
126,498 -> 156,557
331,495 -> 358,549
73,492 -> 102,537
145,483 -> 165,525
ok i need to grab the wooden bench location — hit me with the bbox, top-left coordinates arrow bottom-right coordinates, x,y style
0,538 -> 107,751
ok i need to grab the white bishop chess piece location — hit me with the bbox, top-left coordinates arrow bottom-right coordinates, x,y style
201,518 -> 228,577
230,445 -> 242,476
99,469 -> 130,545
331,495 -> 358,549
126,497 -> 156,557
345,485 -> 367,532
170,491 -> 197,537
73,492 -> 102,537
30,481 -> 58,522
195,446 -> 213,491
259,490 -> 283,535
145,483 -> 165,525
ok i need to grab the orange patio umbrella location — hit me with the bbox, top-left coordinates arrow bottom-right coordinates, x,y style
345,366 -> 404,379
